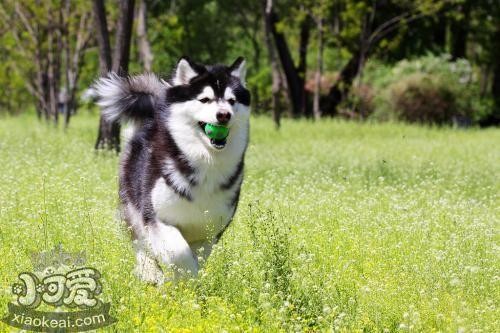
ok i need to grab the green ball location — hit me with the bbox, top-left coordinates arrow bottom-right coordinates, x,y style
205,123 -> 229,140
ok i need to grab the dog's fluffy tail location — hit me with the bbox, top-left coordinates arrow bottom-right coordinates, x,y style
92,73 -> 168,123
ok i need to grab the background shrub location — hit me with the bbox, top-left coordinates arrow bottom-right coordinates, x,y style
363,54 -> 493,125
390,74 -> 458,124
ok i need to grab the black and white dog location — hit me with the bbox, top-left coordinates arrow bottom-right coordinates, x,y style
93,57 -> 250,283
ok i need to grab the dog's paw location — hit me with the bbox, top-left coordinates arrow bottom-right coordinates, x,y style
134,250 -> 165,285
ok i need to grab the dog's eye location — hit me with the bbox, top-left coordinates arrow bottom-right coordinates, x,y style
227,98 -> 236,106
199,98 -> 211,103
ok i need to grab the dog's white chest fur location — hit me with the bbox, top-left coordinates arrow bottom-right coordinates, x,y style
151,160 -> 239,243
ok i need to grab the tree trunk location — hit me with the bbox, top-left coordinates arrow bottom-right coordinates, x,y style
450,1 -> 470,60
488,23 -> 500,126
112,0 -> 135,74
262,0 -> 282,128
47,21 -> 59,125
322,50 -> 363,116
93,0 -> 135,152
434,14 -> 446,51
63,0 -> 71,128
92,0 -> 112,74
298,15 -> 310,116
313,18 -> 323,120
266,3 -> 305,118
479,65 -> 491,98
63,4 -> 92,128
136,0 -> 152,72
93,0 -> 116,151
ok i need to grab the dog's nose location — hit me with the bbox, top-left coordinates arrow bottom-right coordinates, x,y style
216,111 -> 231,124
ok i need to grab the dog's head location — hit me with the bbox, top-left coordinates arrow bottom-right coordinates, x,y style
166,57 -> 250,154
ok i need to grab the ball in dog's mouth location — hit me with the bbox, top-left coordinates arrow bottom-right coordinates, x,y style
198,122 -> 230,150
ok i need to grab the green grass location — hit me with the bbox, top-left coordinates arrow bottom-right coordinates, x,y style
0,113 -> 498,332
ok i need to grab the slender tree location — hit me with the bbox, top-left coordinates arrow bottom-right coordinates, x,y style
112,0 -> 135,74
266,2 -> 307,118
308,1 -> 329,120
490,23 -> 500,125
450,0 -> 471,60
262,0 -> 283,128
62,0 -> 93,127
136,0 -> 153,72
94,0 -> 135,152
297,14 -> 311,117
92,0 -> 112,75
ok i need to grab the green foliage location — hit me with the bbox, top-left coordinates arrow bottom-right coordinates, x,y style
0,0 -> 499,122
247,66 -> 273,111
0,113 -> 498,331
0,2 -> 40,113
364,54 -> 493,124
0,0 -> 95,119
0,53 -> 30,114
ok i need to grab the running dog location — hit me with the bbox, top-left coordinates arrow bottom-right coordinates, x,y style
93,57 -> 250,283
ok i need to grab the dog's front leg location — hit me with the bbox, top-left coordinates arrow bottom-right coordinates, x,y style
146,221 -> 198,279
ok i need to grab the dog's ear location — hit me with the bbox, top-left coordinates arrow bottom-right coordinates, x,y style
172,56 -> 203,85
229,57 -> 246,86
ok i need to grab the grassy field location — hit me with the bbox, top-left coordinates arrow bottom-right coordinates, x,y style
0,113 -> 498,332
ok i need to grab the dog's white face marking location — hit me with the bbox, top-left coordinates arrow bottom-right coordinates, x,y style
224,87 -> 236,101
197,86 -> 215,101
